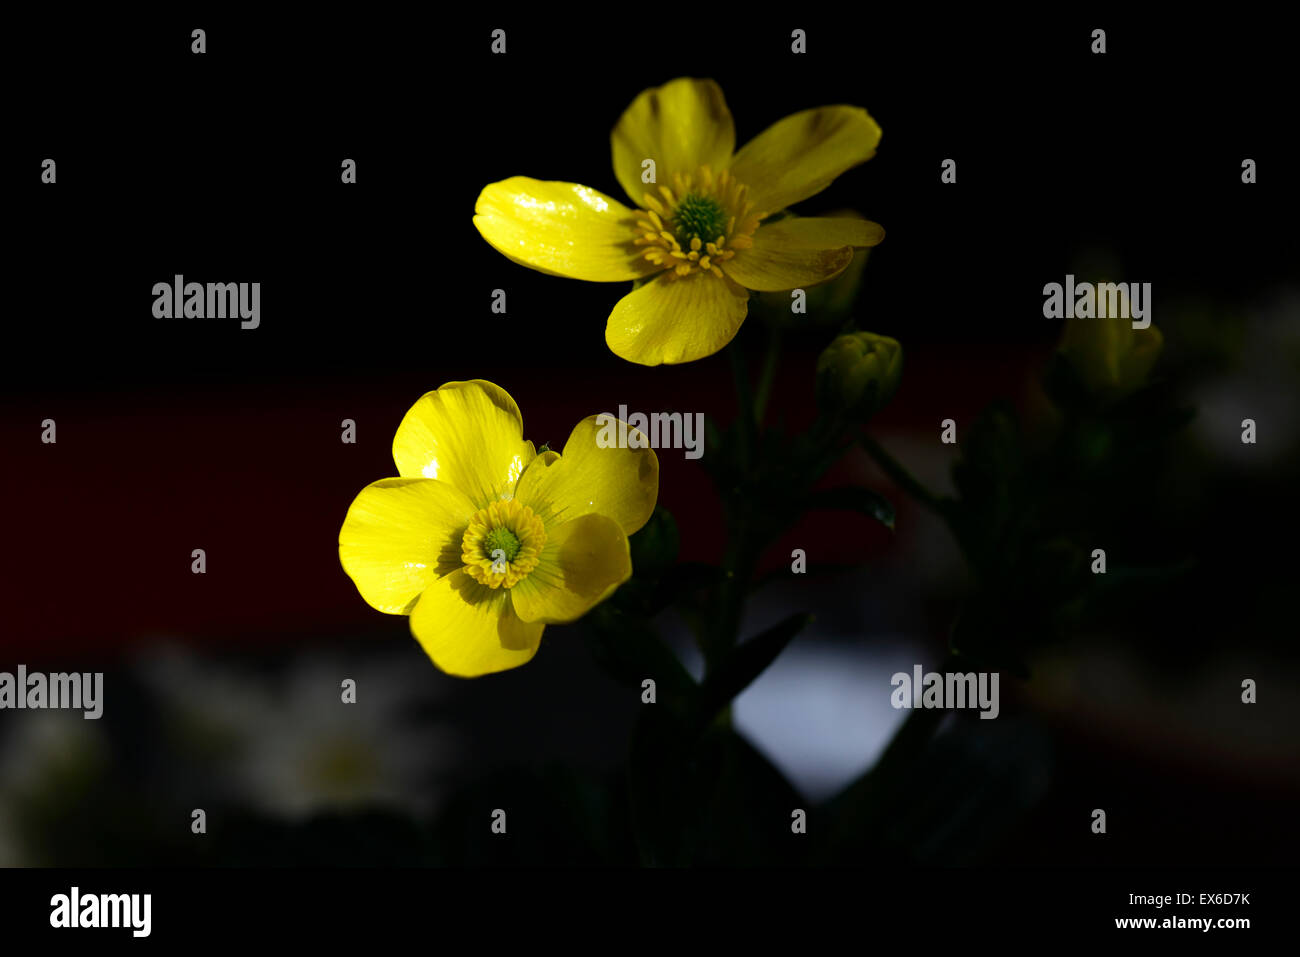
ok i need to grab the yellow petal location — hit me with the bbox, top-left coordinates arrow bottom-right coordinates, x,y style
511,513 -> 632,624
515,415 -> 658,536
392,380 -> 535,508
409,568 -> 544,677
605,272 -> 749,365
338,478 -> 476,615
729,106 -> 882,214
473,178 -> 658,282
611,77 -> 735,208
722,216 -> 884,292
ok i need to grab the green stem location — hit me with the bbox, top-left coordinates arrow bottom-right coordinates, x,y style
709,530 -> 755,671
861,434 -> 947,515
706,342 -> 762,675
814,650 -> 959,862
753,325 -> 781,424
727,342 -> 756,472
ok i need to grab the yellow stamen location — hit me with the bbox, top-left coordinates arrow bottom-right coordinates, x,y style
461,498 -> 545,589
630,163 -> 763,283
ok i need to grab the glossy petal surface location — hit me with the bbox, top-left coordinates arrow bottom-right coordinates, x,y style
392,380 -> 535,508
605,273 -> 749,365
511,513 -> 633,624
730,106 -> 881,214
515,416 -> 658,535
338,477 -> 475,614
474,178 -> 656,282
723,216 -> 884,292
409,569 -> 544,677
612,77 -> 736,208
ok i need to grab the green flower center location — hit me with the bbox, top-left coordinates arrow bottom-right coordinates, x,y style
483,527 -> 521,563
672,193 -> 727,245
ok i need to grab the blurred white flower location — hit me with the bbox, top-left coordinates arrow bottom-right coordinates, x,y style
1193,288 -> 1300,466
137,646 -> 458,821
0,711 -> 107,865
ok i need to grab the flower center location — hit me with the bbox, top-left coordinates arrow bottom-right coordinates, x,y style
673,194 -> 728,247
634,166 -> 761,281
483,527 -> 521,563
461,498 -> 545,589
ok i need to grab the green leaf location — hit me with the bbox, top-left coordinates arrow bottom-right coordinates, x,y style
815,703 -> 1051,865
692,611 -> 812,729
585,605 -> 697,716
805,486 -> 896,530
628,505 -> 680,579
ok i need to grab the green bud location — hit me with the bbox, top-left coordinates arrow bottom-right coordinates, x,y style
816,331 -> 903,420
1057,310 -> 1163,403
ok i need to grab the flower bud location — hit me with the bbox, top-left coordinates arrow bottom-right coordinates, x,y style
1057,310 -> 1163,403
816,331 -> 903,420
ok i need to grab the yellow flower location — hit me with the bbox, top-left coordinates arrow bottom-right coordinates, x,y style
473,77 -> 885,366
338,380 -> 659,677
